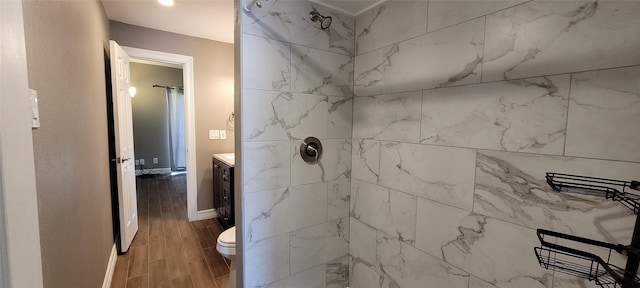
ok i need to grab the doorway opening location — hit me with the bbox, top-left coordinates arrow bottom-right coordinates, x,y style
123,46 -> 198,222
130,61 -> 185,177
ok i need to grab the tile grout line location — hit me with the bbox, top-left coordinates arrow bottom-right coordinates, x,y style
563,73 -> 573,157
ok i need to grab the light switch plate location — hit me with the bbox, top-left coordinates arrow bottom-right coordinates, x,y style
209,130 -> 220,140
220,130 -> 227,140
29,89 -> 40,128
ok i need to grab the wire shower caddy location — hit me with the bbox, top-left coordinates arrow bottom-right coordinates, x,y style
535,173 -> 640,288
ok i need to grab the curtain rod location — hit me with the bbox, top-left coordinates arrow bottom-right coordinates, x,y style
152,84 -> 183,90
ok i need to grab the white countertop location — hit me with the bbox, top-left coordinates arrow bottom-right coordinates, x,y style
213,153 -> 235,167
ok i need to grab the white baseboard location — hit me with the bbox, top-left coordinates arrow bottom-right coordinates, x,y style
135,167 -> 172,176
196,209 -> 217,221
102,244 -> 117,288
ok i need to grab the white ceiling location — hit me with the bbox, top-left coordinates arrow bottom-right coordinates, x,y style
102,0 -> 235,44
102,0 -> 385,44
311,0 -> 384,16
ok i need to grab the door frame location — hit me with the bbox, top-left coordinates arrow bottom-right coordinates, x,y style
0,0 -> 44,286
122,46 -> 198,221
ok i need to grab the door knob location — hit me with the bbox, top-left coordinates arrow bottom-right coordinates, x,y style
113,157 -> 131,163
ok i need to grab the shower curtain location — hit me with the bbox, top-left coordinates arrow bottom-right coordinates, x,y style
166,88 -> 186,171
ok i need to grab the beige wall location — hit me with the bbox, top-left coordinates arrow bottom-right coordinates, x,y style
0,0 -> 44,286
22,1 -> 114,287
110,21 -> 235,210
130,63 -> 183,170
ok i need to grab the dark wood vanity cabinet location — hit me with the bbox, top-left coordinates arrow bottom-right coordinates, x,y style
213,157 -> 234,229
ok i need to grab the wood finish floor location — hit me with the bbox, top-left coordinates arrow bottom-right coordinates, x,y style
111,174 -> 230,288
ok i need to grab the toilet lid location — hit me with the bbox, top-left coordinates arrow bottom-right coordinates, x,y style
218,226 -> 236,246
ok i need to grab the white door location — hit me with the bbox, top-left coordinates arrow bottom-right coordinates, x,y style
109,40 -> 138,252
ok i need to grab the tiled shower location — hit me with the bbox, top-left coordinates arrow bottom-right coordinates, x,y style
240,0 -> 640,287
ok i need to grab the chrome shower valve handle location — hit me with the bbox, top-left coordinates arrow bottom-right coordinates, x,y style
300,137 -> 323,164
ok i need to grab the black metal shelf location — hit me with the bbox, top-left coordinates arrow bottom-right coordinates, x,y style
546,173 -> 640,214
535,229 -> 640,288
536,173 -> 640,288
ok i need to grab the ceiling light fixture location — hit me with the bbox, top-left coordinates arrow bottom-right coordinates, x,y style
157,0 -> 174,7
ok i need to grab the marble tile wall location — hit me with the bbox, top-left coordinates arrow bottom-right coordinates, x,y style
241,0 -> 640,287
350,1 -> 640,288
241,0 -> 354,287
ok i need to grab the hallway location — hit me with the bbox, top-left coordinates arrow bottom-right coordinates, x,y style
111,174 -> 230,288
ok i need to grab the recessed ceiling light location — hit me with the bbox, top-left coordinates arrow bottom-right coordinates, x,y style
157,0 -> 174,7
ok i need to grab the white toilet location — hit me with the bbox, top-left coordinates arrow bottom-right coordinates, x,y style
217,226 -> 236,288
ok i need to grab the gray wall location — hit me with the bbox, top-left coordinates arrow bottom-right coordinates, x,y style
110,21 -> 235,210
240,1 -> 354,286
130,62 -> 183,170
22,1 -> 114,287
349,1 -> 640,288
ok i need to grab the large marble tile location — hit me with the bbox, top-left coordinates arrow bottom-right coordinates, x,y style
421,75 -> 570,155
245,233 -> 290,288
244,183 -> 327,243
291,45 -> 353,97
328,96 -> 352,139
414,198 -> 469,261
483,1 -> 640,81
427,0 -> 527,33
242,34 -> 290,91
329,9 -> 355,56
351,139 -> 380,183
355,0 -> 428,55
291,139 -> 351,186
350,259 -> 386,288
377,234 -> 469,288
349,217 -> 377,267
379,142 -> 476,210
243,89 -> 288,141
354,18 -> 484,96
353,91 -> 422,143
243,141 -> 290,193
565,66 -> 640,162
474,150 -> 640,244
242,0 -> 330,51
328,179 -> 350,221
243,90 -> 328,141
352,48 -> 385,97
326,255 -> 349,288
290,218 -> 349,274
264,263 -> 326,288
350,180 -> 416,242
550,273 -> 596,288
414,199 -> 552,288
469,276 -> 500,288
441,217 -> 551,288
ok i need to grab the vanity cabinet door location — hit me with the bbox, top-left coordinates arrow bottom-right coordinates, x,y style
213,157 -> 235,229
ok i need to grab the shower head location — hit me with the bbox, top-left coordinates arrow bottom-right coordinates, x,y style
309,10 -> 332,30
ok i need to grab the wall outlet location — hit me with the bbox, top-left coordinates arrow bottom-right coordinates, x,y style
139,159 -> 145,165
220,129 -> 227,140
153,157 -> 158,164
135,160 -> 140,166
209,129 -> 220,140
